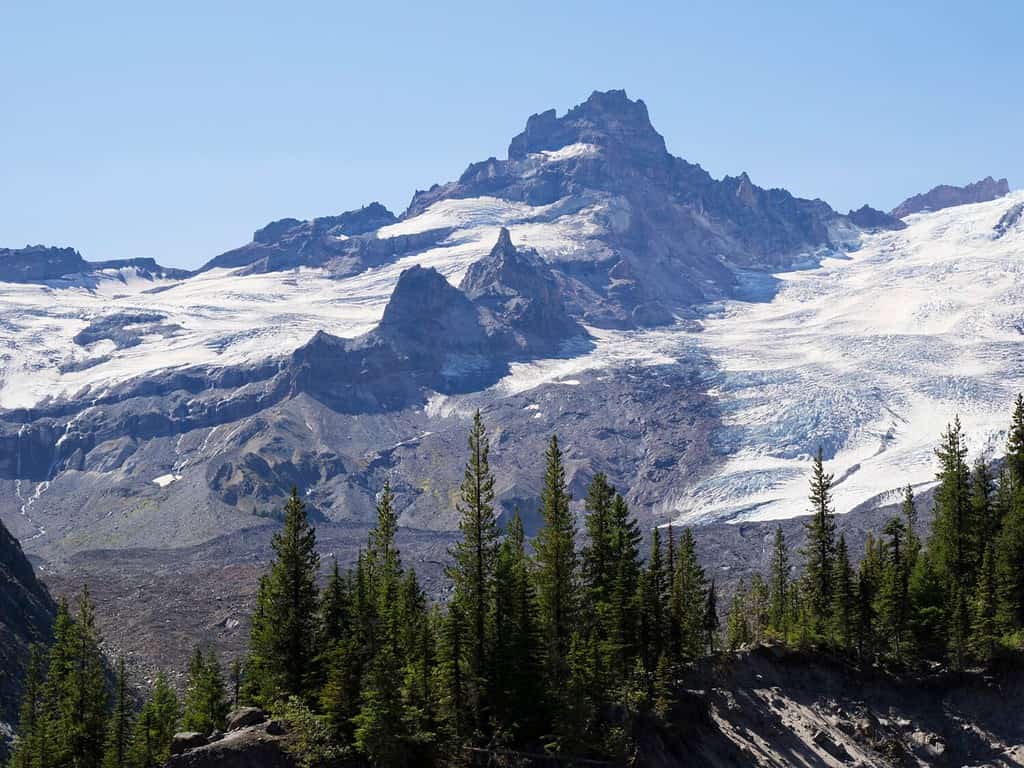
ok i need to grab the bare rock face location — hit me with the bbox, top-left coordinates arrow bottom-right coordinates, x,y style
225,707 -> 266,731
847,204 -> 907,231
891,176 -> 1010,218
164,721 -> 294,768
0,245 -> 188,284
0,517 -> 55,736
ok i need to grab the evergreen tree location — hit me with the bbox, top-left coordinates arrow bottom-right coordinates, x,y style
46,586 -> 109,768
1006,393 -> 1024,487
674,528 -> 707,661
931,418 -> 973,668
102,657 -> 133,768
726,578 -> 750,650
492,510 -> 543,740
353,644 -> 410,768
10,645 -> 45,768
830,535 -> 856,652
854,533 -> 881,661
608,494 -> 643,679
703,579 -> 720,654
181,647 -> 228,735
128,673 -> 178,768
447,410 -> 500,732
801,447 -> 837,638
970,545 -> 999,665
995,496 -> 1024,633
902,485 -> 921,564
228,658 -> 242,710
319,557 -> 350,648
768,526 -> 790,640
907,551 -> 946,662
638,528 -> 667,675
245,487 -> 320,704
878,519 -> 910,661
533,434 -> 578,695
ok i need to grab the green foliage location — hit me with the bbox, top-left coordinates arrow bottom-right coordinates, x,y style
801,447 -> 837,638
246,487 -> 321,705
181,647 -> 228,735
102,657 -> 132,768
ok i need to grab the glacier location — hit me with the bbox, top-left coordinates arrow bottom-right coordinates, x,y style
2,188 -> 1023,528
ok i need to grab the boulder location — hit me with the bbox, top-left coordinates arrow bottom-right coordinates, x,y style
164,723 -> 295,768
226,707 -> 266,732
170,732 -> 207,755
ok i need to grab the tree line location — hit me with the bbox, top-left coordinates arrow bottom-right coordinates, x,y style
9,400 -> 1024,766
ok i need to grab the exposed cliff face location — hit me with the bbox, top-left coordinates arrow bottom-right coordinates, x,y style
640,646 -> 1024,768
0,245 -> 187,284
891,176 -> 1010,218
0,516 -> 55,731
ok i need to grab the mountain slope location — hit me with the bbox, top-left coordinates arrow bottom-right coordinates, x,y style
0,515 -> 55,738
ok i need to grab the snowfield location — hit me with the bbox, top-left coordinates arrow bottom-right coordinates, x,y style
2,191 -> 1023,526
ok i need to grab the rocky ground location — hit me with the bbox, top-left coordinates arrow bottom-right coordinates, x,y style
644,645 -> 1024,767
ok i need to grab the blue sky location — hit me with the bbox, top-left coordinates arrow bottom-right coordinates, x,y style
2,1 -> 1020,269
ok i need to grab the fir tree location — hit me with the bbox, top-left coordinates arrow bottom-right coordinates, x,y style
102,657 -> 133,768
801,447 -> 837,638
129,673 -> 179,768
703,579 -> 720,654
1006,393 -> 1024,487
830,535 -> 856,652
907,551 -> 946,662
10,645 -> 45,768
639,528 -> 667,675
674,528 -> 707,661
931,418 -> 973,668
353,644 -> 410,768
533,434 -> 578,695
608,494 -> 643,679
181,647 -> 228,735
768,526 -> 790,640
969,544 -> 999,665
447,410 -> 500,732
491,510 -> 543,740
854,533 -> 881,661
726,578 -> 750,650
878,519 -> 910,661
245,487 -> 321,704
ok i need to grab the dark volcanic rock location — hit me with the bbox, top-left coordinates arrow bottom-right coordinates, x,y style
0,246 -> 87,282
170,733 -> 208,755
0,516 -> 55,730
203,202 -> 401,274
226,707 -> 266,731
891,176 -> 1010,218
847,204 -> 907,231
164,722 -> 295,768
994,202 -> 1024,239
0,246 -> 187,284
408,89 -> 852,328
460,228 -> 587,356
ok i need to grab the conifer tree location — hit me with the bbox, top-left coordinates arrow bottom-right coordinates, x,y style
103,657 -> 133,768
48,586 -> 109,768
931,418 -> 973,668
878,519 -> 910,661
971,459 -> 997,552
492,510 -> 543,739
801,447 -> 837,638
1006,393 -> 1024,487
726,578 -> 751,650
830,535 -> 855,651
639,528 -> 667,675
582,473 -> 617,607
353,644 -> 410,768
970,545 -> 999,664
447,410 -> 500,731
907,550 -> 946,662
901,485 -> 921,564
10,645 -> 45,768
319,557 -> 349,648
128,673 -> 179,768
854,533 -> 881,660
182,647 -> 228,734
533,434 -> 578,694
703,579 -> 720,654
245,487 -> 320,704
768,526 -> 790,639
608,494 -> 643,678
674,528 -> 708,660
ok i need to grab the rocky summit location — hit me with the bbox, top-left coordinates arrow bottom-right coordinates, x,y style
890,175 -> 1010,218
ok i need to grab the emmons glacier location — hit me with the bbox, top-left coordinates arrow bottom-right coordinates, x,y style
672,191 -> 1024,524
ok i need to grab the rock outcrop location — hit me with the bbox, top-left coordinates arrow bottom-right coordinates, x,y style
847,204 -> 907,231
638,645 -> 1024,767
891,176 -> 1010,218
0,245 -> 187,284
0,517 -> 55,752
164,710 -> 294,768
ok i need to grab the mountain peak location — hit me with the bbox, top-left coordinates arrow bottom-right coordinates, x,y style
891,176 -> 1010,218
507,88 -> 666,161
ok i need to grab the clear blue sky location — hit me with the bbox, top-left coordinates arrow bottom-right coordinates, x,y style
2,1 -> 1020,269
